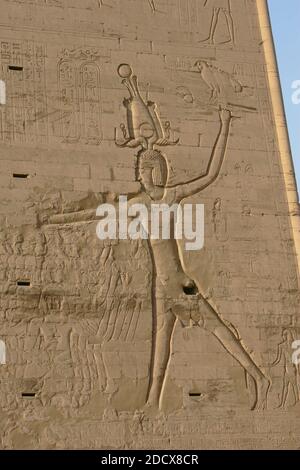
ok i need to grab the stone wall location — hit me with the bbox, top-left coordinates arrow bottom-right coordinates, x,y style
0,0 -> 299,449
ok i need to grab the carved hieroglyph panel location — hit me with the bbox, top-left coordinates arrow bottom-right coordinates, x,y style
57,48 -> 102,145
0,39 -> 48,144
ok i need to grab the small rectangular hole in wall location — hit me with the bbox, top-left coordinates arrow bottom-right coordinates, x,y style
17,280 -> 31,287
13,173 -> 29,179
0,80 -> 6,105
21,393 -> 36,398
8,65 -> 23,71
189,392 -> 202,397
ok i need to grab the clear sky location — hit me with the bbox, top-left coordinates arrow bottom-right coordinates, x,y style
268,0 -> 300,194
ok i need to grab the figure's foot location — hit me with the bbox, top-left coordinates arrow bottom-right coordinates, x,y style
219,38 -> 233,45
253,376 -> 271,411
199,37 -> 214,44
79,394 -> 90,408
103,407 -> 118,420
142,401 -> 161,418
104,379 -> 118,395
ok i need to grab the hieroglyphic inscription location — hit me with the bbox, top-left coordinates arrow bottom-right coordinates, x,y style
58,48 -> 102,145
0,39 -> 48,144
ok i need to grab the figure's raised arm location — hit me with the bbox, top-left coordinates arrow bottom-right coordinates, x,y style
170,108 -> 232,201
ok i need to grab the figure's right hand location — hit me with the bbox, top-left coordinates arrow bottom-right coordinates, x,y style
219,108 -> 232,123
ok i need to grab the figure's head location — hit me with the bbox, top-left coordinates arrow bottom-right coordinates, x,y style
137,149 -> 168,194
282,329 -> 294,342
194,60 -> 206,73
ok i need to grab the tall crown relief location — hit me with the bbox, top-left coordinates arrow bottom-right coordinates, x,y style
115,64 -> 179,150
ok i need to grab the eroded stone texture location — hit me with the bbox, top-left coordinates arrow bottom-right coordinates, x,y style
0,0 -> 299,450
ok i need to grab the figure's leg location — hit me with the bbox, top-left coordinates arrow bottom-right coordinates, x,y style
209,8 -> 221,43
279,379 -> 289,408
200,8 -> 220,44
79,336 -> 92,394
146,304 -> 176,410
208,85 -> 216,102
70,332 -> 84,407
224,10 -> 235,43
197,296 -> 270,409
148,0 -> 156,13
93,344 -> 107,392
102,348 -> 118,395
291,381 -> 299,405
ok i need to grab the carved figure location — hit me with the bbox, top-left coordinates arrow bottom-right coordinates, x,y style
148,0 -> 156,12
115,64 -> 270,411
202,0 -> 234,45
193,60 -> 243,102
272,330 -> 300,408
44,64 -> 270,411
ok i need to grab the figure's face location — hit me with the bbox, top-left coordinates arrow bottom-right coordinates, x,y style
138,163 -> 155,193
195,61 -> 203,72
283,330 -> 292,342
137,152 -> 167,199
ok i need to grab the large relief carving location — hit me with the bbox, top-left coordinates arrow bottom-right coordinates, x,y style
114,63 -> 269,411
178,0 -> 234,44
0,0 -> 299,451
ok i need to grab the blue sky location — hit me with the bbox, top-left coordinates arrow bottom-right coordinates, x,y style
268,0 -> 300,193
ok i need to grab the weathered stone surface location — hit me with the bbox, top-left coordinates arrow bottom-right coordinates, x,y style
0,0 -> 299,450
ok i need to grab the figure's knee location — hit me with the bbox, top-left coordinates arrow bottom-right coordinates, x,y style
202,311 -> 223,333
199,299 -> 224,333
202,307 -> 240,341
156,308 -> 176,332
172,295 -> 205,328
172,304 -> 190,327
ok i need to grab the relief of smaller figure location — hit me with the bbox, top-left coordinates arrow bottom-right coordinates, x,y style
21,211 -> 146,409
192,60 -> 243,103
175,60 -> 256,116
24,312 -> 75,409
201,0 -> 234,45
0,228 -> 13,256
89,245 -> 142,397
212,198 -> 228,242
271,330 -> 300,409
96,0 -> 115,7
148,0 -> 156,12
